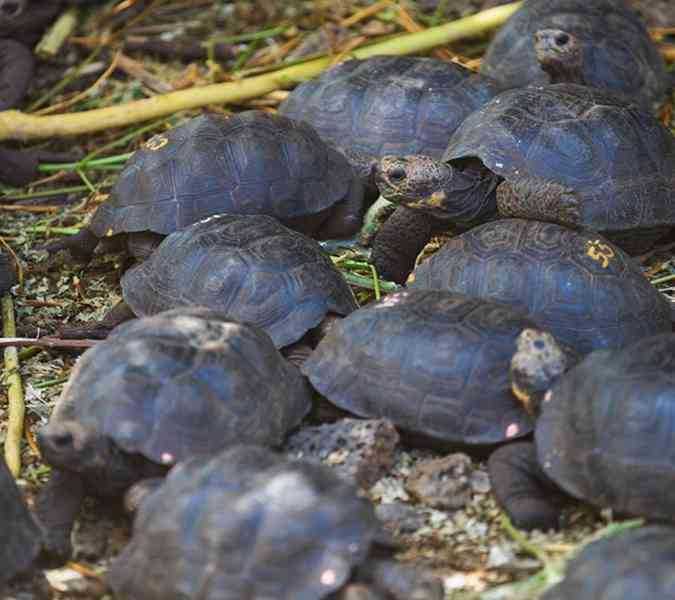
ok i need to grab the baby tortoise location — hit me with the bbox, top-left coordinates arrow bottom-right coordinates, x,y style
37,308 -> 312,562
480,0 -> 669,108
374,84 -> 675,282
63,214 -> 357,347
109,445 -> 443,600
490,332 -> 675,530
408,219 -> 671,354
302,289 -> 541,447
46,111 -> 364,263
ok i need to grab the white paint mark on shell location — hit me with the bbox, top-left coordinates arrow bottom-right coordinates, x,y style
320,570 -> 337,586
505,423 -> 520,438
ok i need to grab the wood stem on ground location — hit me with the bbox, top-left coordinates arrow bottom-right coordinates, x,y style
0,337 -> 98,350
2,295 -> 24,476
0,2 -> 522,141
34,7 -> 80,59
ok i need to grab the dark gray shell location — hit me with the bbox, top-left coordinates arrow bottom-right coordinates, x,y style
302,289 -> 534,445
537,334 -> 675,521
90,111 -> 355,237
0,457 -> 41,588
443,84 -> 675,232
542,526 -> 675,600
121,214 -> 357,348
279,55 -> 501,161
480,0 -> 669,107
51,308 -> 312,466
409,219 -> 671,354
108,445 -> 379,600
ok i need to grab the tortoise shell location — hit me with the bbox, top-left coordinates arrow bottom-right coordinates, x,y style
89,110 -> 357,239
108,445 -> 379,600
279,55 -> 501,164
49,308 -> 312,469
480,0 -> 669,106
443,84 -> 675,233
121,214 -> 357,348
537,333 -> 675,521
409,219 -> 670,354
0,456 -> 41,589
302,289 -> 535,445
542,526 -> 675,599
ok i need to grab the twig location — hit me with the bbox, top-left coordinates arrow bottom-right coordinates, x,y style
35,51 -> 122,116
34,6 -> 80,59
0,2 -> 522,141
2,295 -> 24,476
0,337 -> 99,349
115,52 -> 174,94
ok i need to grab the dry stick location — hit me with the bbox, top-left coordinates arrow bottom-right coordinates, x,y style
0,337 -> 99,350
2,295 -> 24,476
34,6 -> 80,59
0,2 -> 522,142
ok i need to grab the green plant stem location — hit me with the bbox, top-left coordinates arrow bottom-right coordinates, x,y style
0,2 -> 522,141
38,153 -> 134,173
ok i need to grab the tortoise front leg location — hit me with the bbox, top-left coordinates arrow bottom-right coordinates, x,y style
488,441 -> 569,531
371,207 -> 446,285
35,469 -> 86,565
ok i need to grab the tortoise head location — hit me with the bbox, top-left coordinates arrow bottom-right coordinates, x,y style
38,420 -> 112,474
374,155 -> 459,215
510,329 -> 577,416
375,155 -> 498,223
534,29 -> 585,85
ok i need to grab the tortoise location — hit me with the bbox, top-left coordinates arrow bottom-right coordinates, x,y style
302,289 -> 541,446
541,526 -> 675,599
489,332 -> 675,530
278,54 -> 502,282
407,219 -> 671,354
480,0 -> 669,108
36,307 -> 312,562
373,83 -> 675,282
0,456 -> 42,591
63,214 -> 358,347
46,110 -> 364,262
108,444 -> 443,600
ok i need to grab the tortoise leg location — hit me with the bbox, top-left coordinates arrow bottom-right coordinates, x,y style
488,441 -> 569,531
59,300 -> 136,339
315,176 -> 366,240
371,207 -> 445,285
42,227 -> 100,263
35,469 -> 85,565
496,178 -> 582,228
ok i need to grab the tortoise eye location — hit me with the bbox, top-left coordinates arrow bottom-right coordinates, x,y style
555,33 -> 570,47
388,167 -> 407,181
